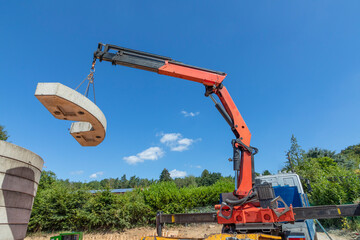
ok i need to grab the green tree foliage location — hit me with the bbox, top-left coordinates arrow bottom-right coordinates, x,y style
340,144 -> 360,158
337,144 -> 360,170
304,147 -> 336,159
295,156 -> 360,230
0,125 -> 9,141
120,174 -> 129,188
174,175 -> 197,188
29,170 -> 233,233
57,169 -> 227,191
283,135 -> 305,171
281,137 -> 360,230
296,157 -> 359,205
262,170 -> 272,176
129,176 -> 140,187
303,147 -> 359,170
38,171 -> 57,190
197,169 -> 222,186
159,168 -> 172,182
143,179 -> 233,215
58,174 -> 155,190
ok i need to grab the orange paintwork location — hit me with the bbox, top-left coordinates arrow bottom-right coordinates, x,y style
215,86 -> 252,195
215,86 -> 251,145
217,203 -> 295,224
236,150 -> 253,196
158,62 -> 226,86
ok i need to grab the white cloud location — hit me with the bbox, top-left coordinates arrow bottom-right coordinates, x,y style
171,138 -> 194,152
181,110 -> 199,117
123,147 -> 164,165
160,133 -> 199,152
89,171 -> 104,179
123,155 -> 142,164
123,133 -> 200,165
70,170 -> 84,175
138,147 -> 164,160
170,169 -> 187,178
160,133 -> 181,144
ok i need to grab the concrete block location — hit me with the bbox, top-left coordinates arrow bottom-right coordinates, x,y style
0,225 -> 28,240
35,82 -> 107,146
0,140 -> 44,240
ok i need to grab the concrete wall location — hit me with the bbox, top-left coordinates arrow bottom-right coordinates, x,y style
0,141 -> 44,240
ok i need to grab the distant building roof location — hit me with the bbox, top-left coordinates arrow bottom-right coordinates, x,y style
89,188 -> 133,194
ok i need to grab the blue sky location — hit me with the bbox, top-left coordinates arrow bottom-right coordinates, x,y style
1,1 -> 360,182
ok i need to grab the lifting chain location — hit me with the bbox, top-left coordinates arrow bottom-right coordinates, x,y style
75,58 -> 97,103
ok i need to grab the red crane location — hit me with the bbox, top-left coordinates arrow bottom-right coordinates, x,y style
92,43 -> 295,229
91,43 -> 359,237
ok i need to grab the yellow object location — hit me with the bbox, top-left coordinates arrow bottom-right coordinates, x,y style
141,233 -> 281,240
337,208 -> 342,215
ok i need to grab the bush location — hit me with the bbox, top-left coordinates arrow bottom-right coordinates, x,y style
29,177 -> 233,233
142,179 -> 233,215
28,183 -> 91,232
295,157 -> 360,230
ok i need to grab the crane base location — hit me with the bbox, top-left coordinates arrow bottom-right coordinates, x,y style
141,233 -> 281,240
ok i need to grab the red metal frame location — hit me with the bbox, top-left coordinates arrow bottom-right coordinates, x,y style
215,203 -> 296,224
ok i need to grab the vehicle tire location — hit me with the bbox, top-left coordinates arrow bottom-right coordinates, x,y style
221,224 -> 235,234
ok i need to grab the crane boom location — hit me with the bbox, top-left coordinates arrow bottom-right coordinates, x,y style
93,43 -> 255,195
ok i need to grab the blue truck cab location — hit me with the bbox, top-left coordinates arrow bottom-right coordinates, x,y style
257,173 -> 317,240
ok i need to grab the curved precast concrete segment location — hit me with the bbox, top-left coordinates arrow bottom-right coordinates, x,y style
35,82 -> 107,146
0,140 -> 44,240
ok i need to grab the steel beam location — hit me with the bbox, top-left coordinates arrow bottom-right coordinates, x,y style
157,204 -> 360,225
293,204 -> 360,220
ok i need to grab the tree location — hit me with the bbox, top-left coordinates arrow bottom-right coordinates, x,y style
120,174 -> 129,188
139,178 -> 152,187
262,170 -> 271,176
303,146 -> 359,170
159,168 -> 172,182
100,178 -> 110,188
283,134 -> 305,172
197,169 -> 221,186
336,144 -> 360,170
38,170 -> 57,190
200,169 -> 210,178
0,125 -> 9,141
304,147 -> 336,159
129,175 -> 140,187
295,156 -> 360,207
174,175 -> 197,188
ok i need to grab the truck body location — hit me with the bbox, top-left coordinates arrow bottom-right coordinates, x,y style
257,173 -> 316,240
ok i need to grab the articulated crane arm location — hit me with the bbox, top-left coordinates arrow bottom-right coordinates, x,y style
93,43 -> 255,197
92,43 -> 300,231
91,43 -> 360,236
